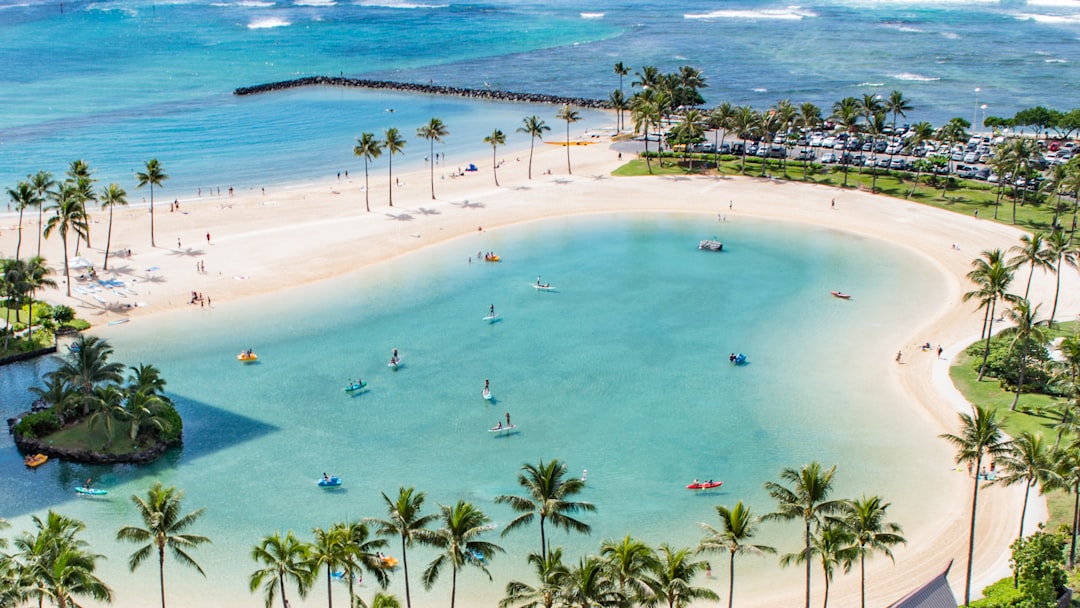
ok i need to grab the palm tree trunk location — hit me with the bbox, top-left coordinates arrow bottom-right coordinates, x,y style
804,520 -> 812,608
980,302 -> 991,340
1018,480 -> 1031,541
15,209 -> 24,259
450,565 -> 458,608
389,154 -> 395,208
728,551 -> 735,608
364,160 -> 371,212
1024,263 -> 1035,300
37,205 -> 43,257
908,168 -> 922,199
279,574 -> 289,608
429,140 -> 436,200
150,184 -> 157,247
1071,483 -> 1079,567
539,517 -> 547,561
822,569 -> 830,608
402,536 -> 412,608
860,554 -> 866,608
347,565 -> 356,608
963,457 -> 982,606
1011,342 -> 1029,411
528,137 -> 535,179
62,233 -> 72,297
159,549 -> 167,608
326,565 -> 333,608
643,127 -> 652,174
978,298 -> 997,381
27,297 -> 34,342
1051,255 -> 1063,328
565,123 -> 572,174
492,146 -> 499,186
105,206 -> 114,270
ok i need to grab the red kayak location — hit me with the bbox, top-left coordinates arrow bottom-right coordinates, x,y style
830,291 -> 851,299
686,481 -> 723,490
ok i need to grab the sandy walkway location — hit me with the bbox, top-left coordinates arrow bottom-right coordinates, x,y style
2,136 -> 1077,607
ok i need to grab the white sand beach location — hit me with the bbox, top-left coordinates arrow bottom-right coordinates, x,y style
2,134 -> 1077,607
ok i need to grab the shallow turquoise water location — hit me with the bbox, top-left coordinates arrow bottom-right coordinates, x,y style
0,213 -> 955,605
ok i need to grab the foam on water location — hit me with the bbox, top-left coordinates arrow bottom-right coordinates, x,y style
580,11 -> 604,18
892,72 -> 941,81
684,7 -> 816,20
247,15 -> 292,27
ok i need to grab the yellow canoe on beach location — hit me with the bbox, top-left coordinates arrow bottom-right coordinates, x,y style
545,140 -> 598,146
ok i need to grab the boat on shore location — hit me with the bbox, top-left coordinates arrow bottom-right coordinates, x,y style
830,291 -> 852,299
686,480 -> 723,490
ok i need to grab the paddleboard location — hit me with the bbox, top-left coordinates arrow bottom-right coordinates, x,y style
482,388 -> 492,400
489,423 -> 516,432
75,487 -> 108,496
482,314 -> 499,322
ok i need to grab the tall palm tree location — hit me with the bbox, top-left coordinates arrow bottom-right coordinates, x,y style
710,102 -> 737,172
29,170 -> 55,257
22,256 -> 56,340
484,129 -> 507,186
99,183 -> 127,271
996,432 -> 1053,541
796,103 -> 822,181
1009,232 -> 1056,300
731,105 -> 758,175
87,384 -> 128,449
384,128 -> 406,208
905,122 -> 934,198
840,496 -> 905,608
124,390 -> 170,445
935,118 -> 969,199
7,180 -> 40,260
675,109 -> 707,172
422,500 -> 503,608
1041,230 -> 1075,328
556,105 -> 581,175
250,530 -> 314,608
560,555 -> 624,608
829,97 -> 861,188
496,459 -> 595,560
609,89 -> 629,135
779,524 -> 855,608
128,363 -> 170,400
368,486 -> 437,608
309,525 -> 350,608
135,159 -> 168,247
39,546 -> 114,608
1052,444 -> 1080,567
517,116 -> 551,180
338,520 -> 390,607
417,118 -> 449,200
1001,299 -> 1048,410
116,481 -> 210,608
763,462 -> 844,608
43,183 -> 89,297
55,335 -> 125,412
354,133 -> 384,213
884,90 -> 912,135
645,544 -> 718,608
963,254 -> 1017,380
15,510 -> 110,608
631,93 -> 661,174
697,501 -> 775,608
599,535 -> 657,603
1002,138 -> 1037,223
500,548 -> 569,608
613,62 -> 630,95
940,405 -> 1011,606
69,174 -> 97,253
631,65 -> 662,93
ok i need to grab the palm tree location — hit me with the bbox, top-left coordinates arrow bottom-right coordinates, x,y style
43,183 -> 89,297
645,544 -> 718,608
1009,232 -> 1056,300
422,500 -> 503,608
884,90 -> 912,135
779,524 -> 855,608
555,105 -> 581,175
1052,444 -> 1080,566
55,335 -> 125,413
609,89 -> 629,135
1041,228 -> 1075,328
905,122 -> 934,198
935,118 -> 969,199
613,62 -> 630,95
135,159 -> 168,247
963,254 -> 1017,380
368,487 -> 437,608
631,93 -> 661,174
116,481 -> 210,608
354,133 -> 384,213
731,105 -> 758,175
599,535 -> 657,603
697,502 -> 775,608
309,525 -> 350,608
87,384 -> 128,449
370,592 -> 403,608
15,510 -> 111,608
99,183 -> 128,270
39,546 -> 114,608
1001,138 -> 1037,223
7,180 -> 40,260
840,496 -> 905,608
484,129 -> 507,186
500,548 -> 569,608
710,102 -> 737,172
560,555 -> 624,608
796,103 -> 822,181
1001,299 -> 1048,411
675,109 -> 707,172
517,116 -> 551,180
384,128 -> 407,208
124,390 -> 170,445
22,256 -> 55,340
996,432 -> 1053,541
128,363 -> 170,400
417,118 -> 449,200
338,520 -> 390,607
829,97 -> 861,188
250,530 -> 314,608
496,459 -> 595,560
29,170 -> 55,257
763,462 -> 844,608
940,405 -> 1011,606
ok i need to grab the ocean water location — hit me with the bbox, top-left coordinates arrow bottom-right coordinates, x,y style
0,213 -> 955,606
2,0 -> 1080,194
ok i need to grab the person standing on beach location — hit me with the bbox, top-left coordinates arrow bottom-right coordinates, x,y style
206,232 -> 211,243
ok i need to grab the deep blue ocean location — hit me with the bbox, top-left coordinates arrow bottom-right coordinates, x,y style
2,0 -> 1080,194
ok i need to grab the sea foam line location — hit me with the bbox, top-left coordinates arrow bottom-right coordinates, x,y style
580,12 -> 604,18
248,16 -> 291,28
892,72 -> 940,82
684,7 -> 817,20
354,0 -> 448,8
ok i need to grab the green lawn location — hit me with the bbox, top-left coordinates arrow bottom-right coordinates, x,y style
615,155 -> 1072,234
42,417 -> 141,455
949,321 -> 1080,530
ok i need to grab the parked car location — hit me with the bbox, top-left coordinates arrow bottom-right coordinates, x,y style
795,149 -> 815,161
975,168 -> 991,180
963,152 -> 978,163
890,158 -> 906,169
821,152 -> 838,163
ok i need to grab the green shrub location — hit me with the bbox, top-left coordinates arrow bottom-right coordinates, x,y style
15,410 -> 60,439
969,578 -> 1024,607
154,404 -> 183,444
968,337 -> 1051,392
52,305 -> 75,324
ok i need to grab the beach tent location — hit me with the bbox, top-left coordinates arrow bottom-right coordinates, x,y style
886,561 -> 957,608
70,256 -> 94,269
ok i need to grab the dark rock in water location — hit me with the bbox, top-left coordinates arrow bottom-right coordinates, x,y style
234,76 -> 610,109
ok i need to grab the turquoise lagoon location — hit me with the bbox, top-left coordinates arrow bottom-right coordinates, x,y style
0,213 -> 955,605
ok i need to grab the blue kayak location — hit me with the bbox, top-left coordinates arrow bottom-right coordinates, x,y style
345,381 -> 367,392
318,476 -> 342,487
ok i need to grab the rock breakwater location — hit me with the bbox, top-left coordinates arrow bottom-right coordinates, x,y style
234,76 -> 610,109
